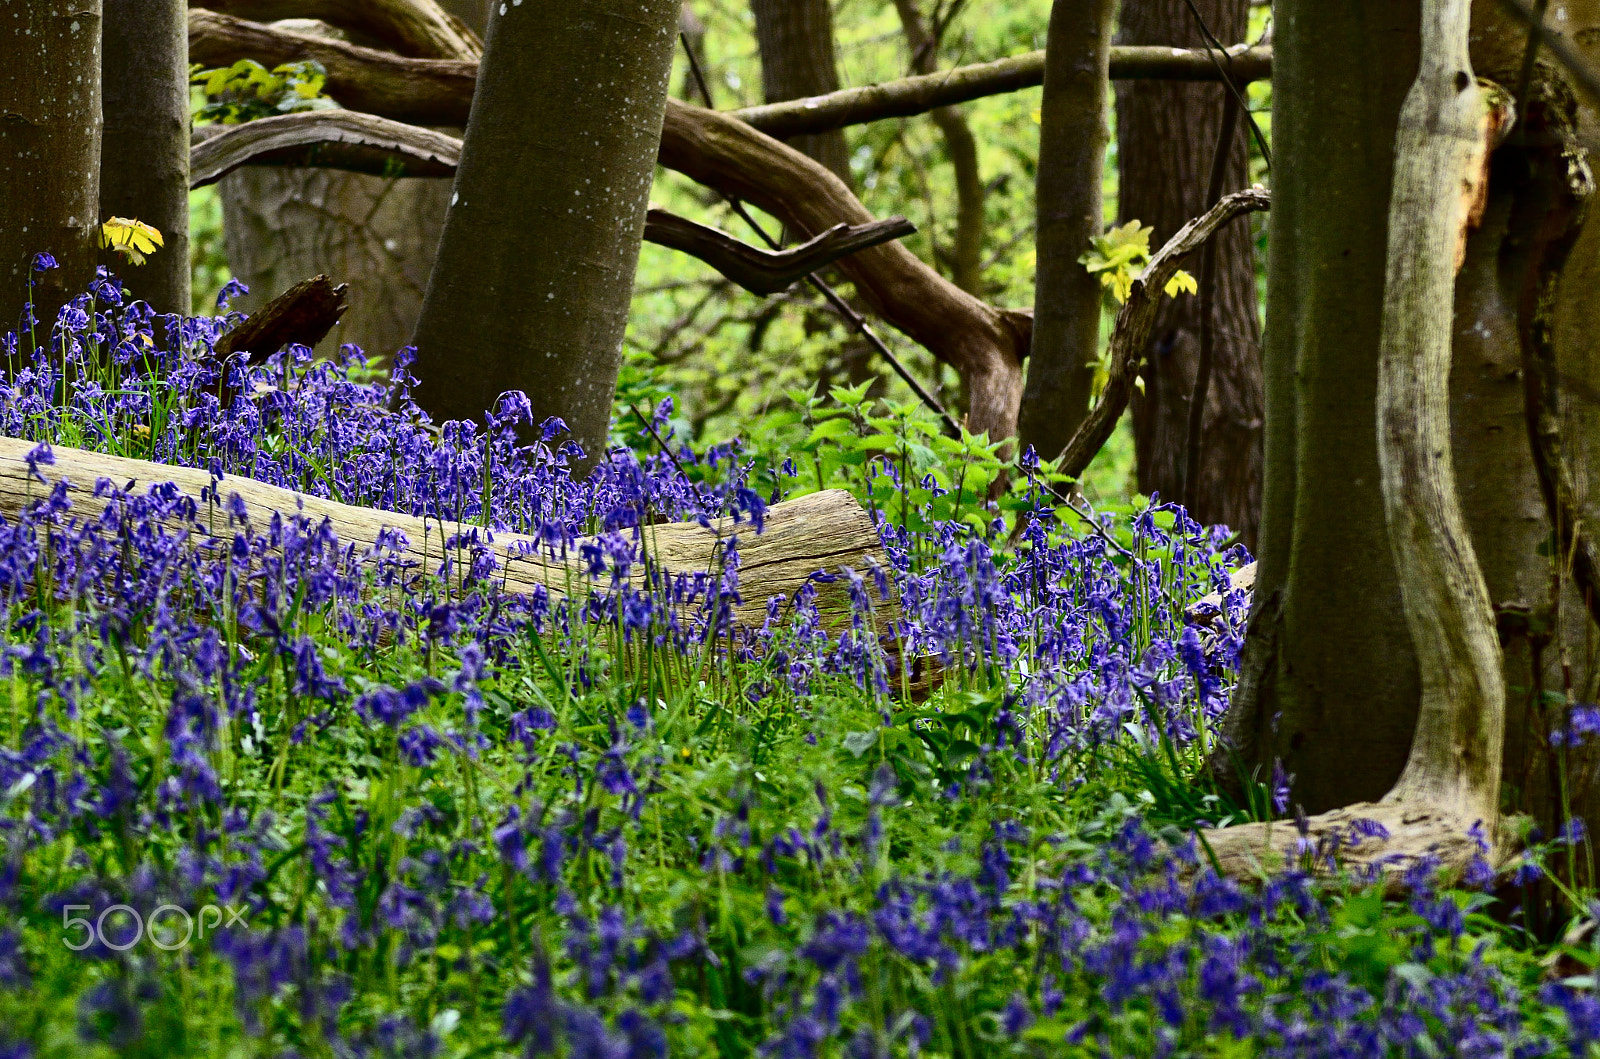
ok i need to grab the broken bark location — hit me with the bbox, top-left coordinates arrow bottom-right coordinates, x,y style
1054,187 -> 1272,479
214,273 -> 350,360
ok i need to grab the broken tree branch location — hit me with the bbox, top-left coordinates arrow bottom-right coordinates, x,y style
642,210 -> 918,296
215,273 -> 350,361
1053,187 -> 1271,479
188,0 -> 481,59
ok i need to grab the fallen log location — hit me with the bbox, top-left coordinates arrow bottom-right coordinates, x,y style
0,436 -> 908,651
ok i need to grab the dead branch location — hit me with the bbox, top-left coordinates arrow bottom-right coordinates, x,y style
1053,187 -> 1271,478
643,210 -> 919,296
188,0 -> 481,59
215,274 -> 350,360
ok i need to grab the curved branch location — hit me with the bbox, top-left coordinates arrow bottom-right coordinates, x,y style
190,114 -> 918,298
188,0 -> 481,59
190,110 -> 462,185
1054,187 -> 1271,477
644,210 -> 918,296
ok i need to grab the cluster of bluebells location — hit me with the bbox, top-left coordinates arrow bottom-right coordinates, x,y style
0,267 -> 1583,1057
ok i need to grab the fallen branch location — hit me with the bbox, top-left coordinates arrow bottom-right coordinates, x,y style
215,273 -> 349,361
0,437 -> 902,645
190,114 -> 918,298
1053,187 -> 1271,478
733,44 -> 1271,141
643,210 -> 919,296
189,0 -> 480,59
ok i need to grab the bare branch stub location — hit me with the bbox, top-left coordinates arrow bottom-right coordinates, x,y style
215,274 -> 350,362
644,211 -> 918,295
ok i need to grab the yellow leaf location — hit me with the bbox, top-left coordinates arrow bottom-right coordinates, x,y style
99,217 -> 164,266
1164,270 -> 1199,298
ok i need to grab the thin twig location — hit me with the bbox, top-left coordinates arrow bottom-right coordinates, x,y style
1181,0 -> 1272,167
1498,0 -> 1600,105
679,32 -> 962,436
1182,90 -> 1242,509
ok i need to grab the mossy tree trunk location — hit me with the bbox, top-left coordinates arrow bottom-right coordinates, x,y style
1116,0 -> 1263,546
1019,0 -> 1116,463
410,0 -> 682,468
101,0 -> 190,314
1218,0 -> 1425,813
0,1 -> 103,334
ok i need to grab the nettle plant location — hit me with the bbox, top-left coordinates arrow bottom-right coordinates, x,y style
0,263 -> 1591,1059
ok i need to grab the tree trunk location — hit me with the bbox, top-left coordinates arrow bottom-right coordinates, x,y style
1019,0 -> 1116,464
1216,0 -> 1424,814
410,0 -> 681,467
1116,0 -> 1263,546
217,8 -> 479,364
892,0 -> 985,296
750,0 -> 852,185
0,1 -> 102,335
100,0 -> 190,314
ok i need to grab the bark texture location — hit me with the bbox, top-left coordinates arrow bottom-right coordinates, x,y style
190,0 -> 482,58
410,0 -> 682,466
215,9 -> 477,363
1374,0 -> 1502,822
1116,0 -> 1263,545
751,0 -> 853,184
1218,0 -> 1424,814
0,1 -> 103,334
893,0 -> 985,295
1020,0 -> 1117,463
101,0 -> 190,314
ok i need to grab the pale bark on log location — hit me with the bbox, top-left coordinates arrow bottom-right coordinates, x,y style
0,436 -> 900,640
1054,188 -> 1271,479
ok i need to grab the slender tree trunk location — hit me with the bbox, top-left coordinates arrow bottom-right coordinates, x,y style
893,0 -> 985,296
750,0 -> 853,185
0,1 -> 103,334
1216,0 -> 1423,813
101,0 -> 190,314
411,0 -> 681,467
1019,0 -> 1116,463
1116,0 -> 1262,545
218,8 -> 479,360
